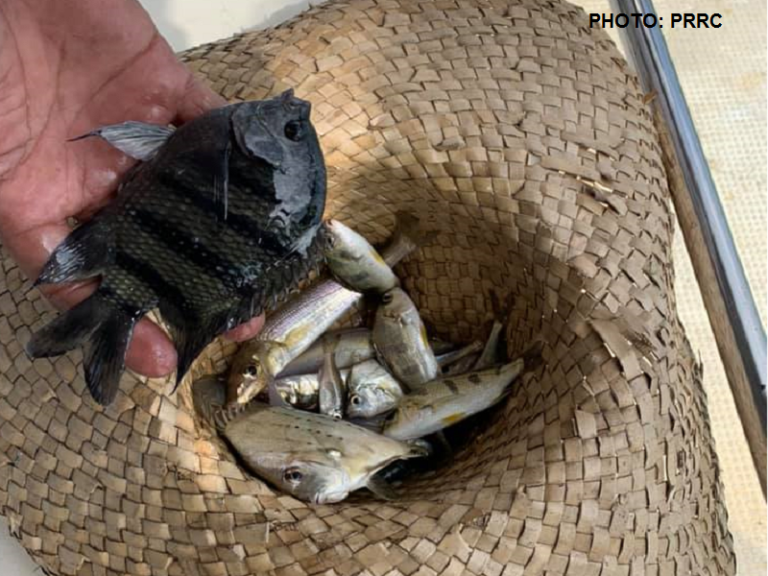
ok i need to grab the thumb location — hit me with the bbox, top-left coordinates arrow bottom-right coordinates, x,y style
174,74 -> 228,124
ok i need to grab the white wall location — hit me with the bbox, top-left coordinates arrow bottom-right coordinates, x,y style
138,0 -> 327,51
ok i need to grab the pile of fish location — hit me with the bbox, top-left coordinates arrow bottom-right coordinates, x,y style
18,90 -> 537,505
193,214 -> 539,504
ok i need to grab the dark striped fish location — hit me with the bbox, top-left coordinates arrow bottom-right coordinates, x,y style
25,90 -> 327,405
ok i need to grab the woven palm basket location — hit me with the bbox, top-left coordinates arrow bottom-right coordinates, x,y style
0,0 -> 737,574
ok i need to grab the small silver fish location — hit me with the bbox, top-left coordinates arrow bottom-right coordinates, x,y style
218,404 -> 426,503
318,339 -> 345,419
325,220 -> 399,293
272,374 -> 320,409
230,212 -> 433,404
227,280 -> 360,404
277,328 -> 375,377
347,359 -> 405,419
269,369 -> 351,409
383,359 -> 525,440
373,288 -> 438,388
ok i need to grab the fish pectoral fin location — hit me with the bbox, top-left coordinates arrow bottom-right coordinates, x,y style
366,474 -> 398,501
69,121 -> 174,161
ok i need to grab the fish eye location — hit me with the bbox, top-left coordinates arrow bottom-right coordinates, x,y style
381,292 -> 394,305
244,364 -> 258,377
283,468 -> 304,484
350,395 -> 361,406
284,120 -> 306,142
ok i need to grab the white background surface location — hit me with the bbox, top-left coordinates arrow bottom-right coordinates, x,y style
139,0 -> 325,52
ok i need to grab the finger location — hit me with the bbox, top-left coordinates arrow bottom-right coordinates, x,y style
222,315 -> 265,342
125,319 -> 178,378
174,74 -> 228,125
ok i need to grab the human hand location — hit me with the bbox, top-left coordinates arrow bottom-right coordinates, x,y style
0,0 -> 264,379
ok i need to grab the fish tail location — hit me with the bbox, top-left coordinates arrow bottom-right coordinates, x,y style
380,211 -> 437,265
321,332 -> 340,356
26,291 -> 138,405
392,210 -> 435,247
493,348 -> 541,402
34,218 -> 112,286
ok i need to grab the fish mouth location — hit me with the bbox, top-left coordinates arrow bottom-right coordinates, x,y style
314,491 -> 348,505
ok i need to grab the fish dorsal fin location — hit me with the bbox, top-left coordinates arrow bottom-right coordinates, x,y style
70,121 -> 175,161
212,400 -> 270,432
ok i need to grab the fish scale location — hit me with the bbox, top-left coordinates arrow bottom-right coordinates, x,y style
25,90 -> 327,405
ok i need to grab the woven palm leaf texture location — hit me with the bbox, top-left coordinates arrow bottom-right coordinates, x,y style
0,0 -> 736,574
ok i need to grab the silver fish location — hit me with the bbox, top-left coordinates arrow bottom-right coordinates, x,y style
318,339 -> 345,419
326,220 -> 399,293
218,404 -> 426,503
272,374 -> 322,409
230,212 -> 433,404
269,369 -> 351,409
383,359 -> 525,440
277,328 -> 375,377
347,359 -> 405,419
227,280 -> 360,404
373,288 -> 438,388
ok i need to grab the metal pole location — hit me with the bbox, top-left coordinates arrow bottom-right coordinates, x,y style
611,0 -> 767,490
